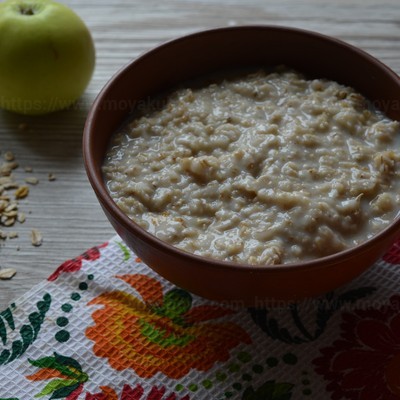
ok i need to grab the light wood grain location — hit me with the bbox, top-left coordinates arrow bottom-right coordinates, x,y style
1,0 -> 400,308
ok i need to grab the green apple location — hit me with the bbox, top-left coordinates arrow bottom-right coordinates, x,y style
0,0 -> 95,115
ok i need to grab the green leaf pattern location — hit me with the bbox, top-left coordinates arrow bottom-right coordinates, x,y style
28,352 -> 88,399
116,241 -> 131,262
0,294 -> 51,366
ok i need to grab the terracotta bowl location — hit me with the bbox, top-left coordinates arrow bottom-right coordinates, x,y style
83,25 -> 400,306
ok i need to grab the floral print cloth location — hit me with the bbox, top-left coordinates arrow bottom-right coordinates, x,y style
1,235 -> 400,400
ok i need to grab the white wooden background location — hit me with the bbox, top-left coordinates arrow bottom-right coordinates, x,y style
1,0 -> 400,308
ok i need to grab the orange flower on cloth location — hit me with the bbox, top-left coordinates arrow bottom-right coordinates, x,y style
86,274 -> 251,379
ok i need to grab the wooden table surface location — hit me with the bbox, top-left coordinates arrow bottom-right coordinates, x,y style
1,0 -> 399,308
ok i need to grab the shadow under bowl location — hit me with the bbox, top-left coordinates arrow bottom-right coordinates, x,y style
83,25 -> 400,306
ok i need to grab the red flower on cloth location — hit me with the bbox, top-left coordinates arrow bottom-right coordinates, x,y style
382,237 -> 400,264
86,384 -> 190,399
48,242 -> 108,281
313,295 -> 400,400
86,274 -> 251,379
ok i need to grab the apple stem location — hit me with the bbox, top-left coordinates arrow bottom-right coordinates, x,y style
19,6 -> 35,15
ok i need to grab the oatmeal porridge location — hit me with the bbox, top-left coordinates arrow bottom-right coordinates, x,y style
103,68 -> 400,265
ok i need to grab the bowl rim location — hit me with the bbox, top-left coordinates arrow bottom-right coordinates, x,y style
83,24 -> 400,273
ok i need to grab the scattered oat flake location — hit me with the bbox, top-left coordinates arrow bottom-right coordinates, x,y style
17,212 -> 26,223
1,217 -> 15,226
0,230 -> 6,240
25,176 -> 39,185
4,211 -> 17,219
0,177 -> 12,185
4,151 -> 14,162
0,268 -> 17,280
31,229 -> 42,246
0,177 -> 14,186
5,161 -> 18,170
15,185 -> 29,199
24,166 -> 33,173
48,173 -> 56,181
8,231 -> 18,239
5,202 -> 17,213
0,164 -> 12,177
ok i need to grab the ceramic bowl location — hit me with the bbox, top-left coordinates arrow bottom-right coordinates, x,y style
83,25 -> 400,306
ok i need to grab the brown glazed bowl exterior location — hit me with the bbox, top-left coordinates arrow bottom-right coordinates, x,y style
83,26 -> 400,306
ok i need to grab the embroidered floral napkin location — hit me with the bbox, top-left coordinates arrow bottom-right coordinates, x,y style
1,234 -> 400,400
